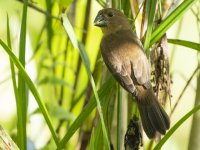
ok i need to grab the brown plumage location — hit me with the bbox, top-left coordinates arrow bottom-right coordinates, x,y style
94,8 -> 170,138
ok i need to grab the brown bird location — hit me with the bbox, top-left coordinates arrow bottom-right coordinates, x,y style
94,8 -> 170,138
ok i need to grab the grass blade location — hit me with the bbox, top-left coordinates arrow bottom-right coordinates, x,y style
143,0 -> 157,50
168,39 -> 200,51
61,14 -> 111,149
150,0 -> 198,47
45,0 -> 53,52
7,15 -> 18,105
117,85 -> 122,150
154,104 -> 200,149
0,40 -> 59,146
188,73 -> 200,149
17,0 -> 28,149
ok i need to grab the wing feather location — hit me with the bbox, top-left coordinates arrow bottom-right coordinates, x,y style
104,59 -> 136,94
131,51 -> 151,88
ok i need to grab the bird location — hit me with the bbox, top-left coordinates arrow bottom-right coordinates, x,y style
94,8 -> 170,138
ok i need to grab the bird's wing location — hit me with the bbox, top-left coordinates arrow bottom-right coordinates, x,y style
131,50 -> 151,88
104,56 -> 136,94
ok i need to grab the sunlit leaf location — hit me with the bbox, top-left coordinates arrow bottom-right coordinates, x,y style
17,0 -> 28,148
150,0 -> 198,46
168,39 -> 200,52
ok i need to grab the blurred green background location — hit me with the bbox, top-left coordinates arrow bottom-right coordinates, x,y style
0,0 -> 200,150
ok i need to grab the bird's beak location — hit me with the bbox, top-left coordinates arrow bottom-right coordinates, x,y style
94,14 -> 108,27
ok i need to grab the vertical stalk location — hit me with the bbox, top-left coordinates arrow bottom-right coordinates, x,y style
117,84 -> 122,150
7,15 -> 18,110
188,69 -> 200,150
17,0 -> 28,149
58,38 -> 69,106
143,0 -> 158,50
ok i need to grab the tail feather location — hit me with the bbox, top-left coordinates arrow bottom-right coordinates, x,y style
136,88 -> 170,138
138,104 -> 157,138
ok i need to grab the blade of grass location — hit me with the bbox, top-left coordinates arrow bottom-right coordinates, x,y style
168,39 -> 200,52
117,85 -> 122,150
17,0 -> 28,149
7,15 -> 18,107
0,40 -> 59,146
16,0 -> 59,20
143,0 -> 157,50
58,76 -> 115,149
170,66 -> 199,117
188,72 -> 200,150
154,104 -> 200,150
150,0 -> 198,47
45,0 -> 53,53
88,128 -> 96,149
61,14 -> 111,149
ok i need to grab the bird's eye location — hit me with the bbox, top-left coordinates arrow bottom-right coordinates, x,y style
108,12 -> 114,17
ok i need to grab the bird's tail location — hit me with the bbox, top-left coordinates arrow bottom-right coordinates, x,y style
136,88 -> 170,138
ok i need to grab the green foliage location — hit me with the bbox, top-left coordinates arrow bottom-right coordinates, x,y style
58,76 -> 115,149
150,0 -> 198,46
168,39 -> 200,51
0,0 -> 200,149
143,0 -> 157,50
0,39 -> 59,146
17,1 -> 28,148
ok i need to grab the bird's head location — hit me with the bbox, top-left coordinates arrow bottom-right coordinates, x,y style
94,8 -> 131,34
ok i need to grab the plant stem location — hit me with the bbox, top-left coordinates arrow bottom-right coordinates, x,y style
117,84 -> 122,150
188,67 -> 200,149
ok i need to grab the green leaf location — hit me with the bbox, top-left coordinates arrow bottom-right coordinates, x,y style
0,40 -> 59,146
150,0 -> 198,47
6,15 -> 19,119
143,0 -> 157,50
168,39 -> 200,51
117,85 -> 122,150
17,0 -> 28,149
88,128 -> 96,150
45,0 -> 53,52
61,14 -> 111,149
154,104 -> 200,149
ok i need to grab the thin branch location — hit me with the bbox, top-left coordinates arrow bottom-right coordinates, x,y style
170,66 -> 200,117
16,0 -> 60,20
58,39 -> 69,105
188,62 -> 200,150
